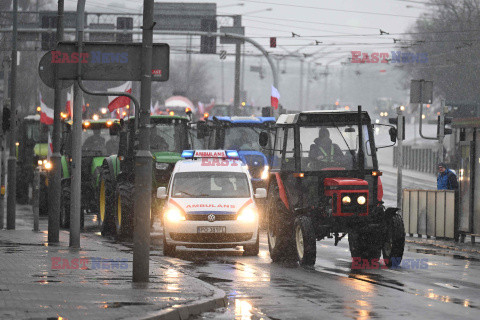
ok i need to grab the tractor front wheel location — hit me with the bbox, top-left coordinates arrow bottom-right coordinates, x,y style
266,183 -> 296,262
348,232 -> 382,261
114,182 -> 134,240
98,171 -> 116,236
382,211 -> 405,268
294,216 -> 316,266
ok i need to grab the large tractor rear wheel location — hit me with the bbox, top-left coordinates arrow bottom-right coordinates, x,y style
266,183 -> 296,262
294,216 -> 316,266
114,182 -> 134,240
98,169 -> 116,236
382,210 -> 405,268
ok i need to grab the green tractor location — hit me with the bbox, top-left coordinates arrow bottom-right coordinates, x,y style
59,119 -> 121,228
98,115 -> 194,238
16,115 -> 51,214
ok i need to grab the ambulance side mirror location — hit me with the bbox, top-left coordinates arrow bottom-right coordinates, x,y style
156,187 -> 167,199
254,188 -> 267,199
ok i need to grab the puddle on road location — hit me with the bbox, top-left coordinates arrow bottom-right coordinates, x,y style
100,301 -> 153,308
197,274 -> 233,284
409,248 -> 480,262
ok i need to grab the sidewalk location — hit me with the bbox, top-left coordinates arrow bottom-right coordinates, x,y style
405,235 -> 480,255
0,205 -> 226,320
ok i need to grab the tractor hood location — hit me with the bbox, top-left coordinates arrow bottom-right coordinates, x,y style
33,143 -> 49,158
152,151 -> 183,163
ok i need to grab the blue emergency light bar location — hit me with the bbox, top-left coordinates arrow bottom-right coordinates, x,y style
226,150 -> 239,158
181,150 -> 195,158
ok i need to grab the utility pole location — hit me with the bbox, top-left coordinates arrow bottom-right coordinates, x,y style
186,35 -> 192,93
133,0 -> 154,283
70,0 -> 87,248
305,60 -> 312,108
396,107 -> 404,209
233,15 -> 241,116
299,58 -> 304,110
49,0 -> 64,244
7,0 -> 18,229
438,99 -> 446,163
0,55 -> 10,230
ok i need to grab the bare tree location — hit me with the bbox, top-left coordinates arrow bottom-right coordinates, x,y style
153,57 -> 215,105
403,0 -> 480,104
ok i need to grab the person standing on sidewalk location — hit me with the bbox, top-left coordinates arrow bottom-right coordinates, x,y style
437,163 -> 459,190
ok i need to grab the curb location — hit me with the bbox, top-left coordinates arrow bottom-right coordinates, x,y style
138,285 -> 227,320
406,238 -> 480,255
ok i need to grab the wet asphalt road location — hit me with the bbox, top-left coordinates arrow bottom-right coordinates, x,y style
147,171 -> 479,320
81,166 -> 479,319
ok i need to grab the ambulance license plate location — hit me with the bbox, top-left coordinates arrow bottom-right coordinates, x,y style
197,226 -> 226,233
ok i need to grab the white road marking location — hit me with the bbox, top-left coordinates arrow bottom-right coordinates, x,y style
434,283 -> 460,289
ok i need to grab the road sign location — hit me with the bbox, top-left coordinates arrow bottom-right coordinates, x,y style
220,26 -> 245,44
270,37 -> 276,48
38,53 -> 73,89
153,3 -> 216,31
219,50 -> 227,60
410,80 -> 433,104
38,42 -> 169,87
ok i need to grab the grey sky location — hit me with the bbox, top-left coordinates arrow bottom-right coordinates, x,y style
58,0 -> 430,109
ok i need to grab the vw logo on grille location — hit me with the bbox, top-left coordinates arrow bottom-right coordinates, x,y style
207,214 -> 216,222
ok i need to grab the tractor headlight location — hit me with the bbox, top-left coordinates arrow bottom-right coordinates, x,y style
43,161 -> 52,170
237,207 -> 258,223
357,196 -> 366,205
342,196 -> 351,205
164,207 -> 186,222
261,166 -> 269,180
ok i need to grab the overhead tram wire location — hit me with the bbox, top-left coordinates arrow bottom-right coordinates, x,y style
240,0 -> 420,18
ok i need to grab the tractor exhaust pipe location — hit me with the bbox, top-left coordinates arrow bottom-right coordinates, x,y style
357,105 -> 365,177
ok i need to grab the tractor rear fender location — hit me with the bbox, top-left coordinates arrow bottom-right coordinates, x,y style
384,207 -> 400,217
60,155 -> 70,179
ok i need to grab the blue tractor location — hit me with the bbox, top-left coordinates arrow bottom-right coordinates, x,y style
202,116 -> 275,187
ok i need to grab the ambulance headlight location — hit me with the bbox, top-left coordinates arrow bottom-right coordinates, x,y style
164,207 -> 186,222
237,207 -> 257,223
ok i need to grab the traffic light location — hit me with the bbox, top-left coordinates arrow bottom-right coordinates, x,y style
270,37 -> 276,48
116,17 -> 133,43
388,116 -> 405,140
41,15 -> 56,51
437,116 -> 453,137
200,18 -> 217,54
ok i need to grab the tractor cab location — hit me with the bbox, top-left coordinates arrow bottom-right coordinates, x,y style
203,116 -> 275,186
259,109 -> 404,267
261,110 -> 387,211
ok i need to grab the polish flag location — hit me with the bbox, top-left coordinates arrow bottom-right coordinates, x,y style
65,86 -> 73,118
39,93 -> 54,125
107,81 -> 132,112
271,85 -> 280,110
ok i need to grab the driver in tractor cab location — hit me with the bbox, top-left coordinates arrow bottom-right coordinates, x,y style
150,127 -> 169,151
309,128 -> 344,166
82,129 -> 106,152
